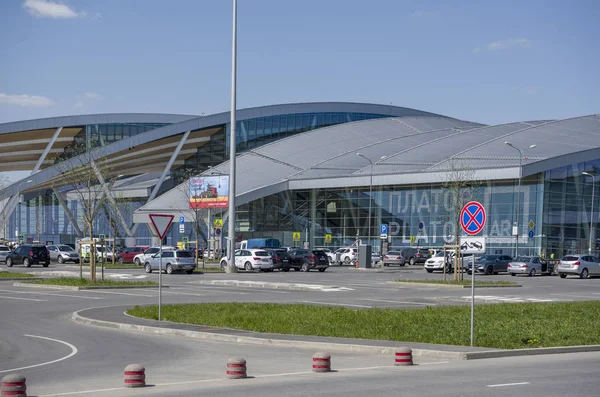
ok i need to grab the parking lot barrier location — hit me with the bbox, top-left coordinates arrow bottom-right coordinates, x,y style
226,357 -> 247,379
124,364 -> 146,388
394,347 -> 413,366
1,373 -> 26,397
312,352 -> 331,372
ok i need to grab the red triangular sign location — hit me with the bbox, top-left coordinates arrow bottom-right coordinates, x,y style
149,214 -> 174,239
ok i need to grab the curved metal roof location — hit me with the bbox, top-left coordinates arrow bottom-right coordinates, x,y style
134,113 -> 600,219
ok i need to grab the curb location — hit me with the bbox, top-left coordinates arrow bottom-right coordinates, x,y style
72,308 -> 600,361
191,280 -> 349,292
0,277 -> 44,281
13,282 -> 164,291
389,281 -> 522,289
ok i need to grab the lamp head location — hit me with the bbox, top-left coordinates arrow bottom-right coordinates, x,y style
529,144 -> 537,149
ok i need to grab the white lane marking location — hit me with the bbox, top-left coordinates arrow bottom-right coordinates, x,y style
0,289 -> 103,300
0,334 -> 78,374
361,298 -> 437,306
82,290 -> 154,297
300,300 -> 373,308
487,382 -> 531,388
0,295 -> 47,302
417,361 -> 450,365
182,285 -> 250,295
161,290 -> 207,297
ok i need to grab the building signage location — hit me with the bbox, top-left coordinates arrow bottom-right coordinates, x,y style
459,236 -> 486,254
189,175 -> 229,209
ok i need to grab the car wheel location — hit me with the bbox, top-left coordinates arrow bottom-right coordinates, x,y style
185,269 -> 194,274
220,260 -> 227,269
318,268 -> 326,272
74,260 -> 80,264
58,256 -> 64,264
244,262 -> 253,271
580,268 -> 589,279
529,268 -> 536,277
426,269 -> 433,273
43,262 -> 49,267
6,258 -> 12,267
24,258 -> 31,268
559,273 -> 567,278
282,267 -> 290,272
144,264 -> 152,273
343,257 -> 351,265
134,258 -> 141,266
302,263 -> 309,272
485,266 -> 493,275
166,264 -> 173,274
409,257 -> 416,266
510,272 -> 516,276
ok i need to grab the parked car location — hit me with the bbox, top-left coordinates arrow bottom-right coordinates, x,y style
117,246 -> 149,264
508,256 -> 554,277
467,254 -> 513,275
219,249 -> 274,271
425,252 -> 474,273
0,245 -> 10,263
6,244 -> 50,267
133,246 -> 175,266
47,244 -> 80,264
287,249 -> 329,272
265,248 -> 292,271
400,248 -> 432,265
557,254 -> 600,279
315,247 -> 336,263
371,251 -> 382,265
144,249 -> 196,274
339,248 -> 358,265
383,250 -> 403,266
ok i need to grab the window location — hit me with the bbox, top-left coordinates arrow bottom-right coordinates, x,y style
162,251 -> 174,258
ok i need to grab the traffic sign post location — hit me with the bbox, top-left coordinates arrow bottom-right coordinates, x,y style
293,232 -> 301,242
179,216 -> 185,224
148,214 -> 174,322
324,234 -> 332,244
380,224 -> 388,239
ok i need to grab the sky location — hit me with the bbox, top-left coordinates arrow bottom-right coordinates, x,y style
0,0 -> 598,127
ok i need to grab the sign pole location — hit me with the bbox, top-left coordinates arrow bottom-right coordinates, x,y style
159,239 -> 162,321
470,252 -> 475,346
148,213 -> 173,322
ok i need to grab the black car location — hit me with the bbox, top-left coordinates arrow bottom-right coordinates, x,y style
467,254 -> 513,275
266,249 -> 291,271
400,248 -> 432,265
6,244 -> 50,267
287,249 -> 329,272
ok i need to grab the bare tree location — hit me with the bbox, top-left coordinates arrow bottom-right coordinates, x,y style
177,170 -> 209,268
441,158 -> 481,281
103,194 -> 135,265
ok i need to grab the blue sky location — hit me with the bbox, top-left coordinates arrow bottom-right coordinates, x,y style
0,0 -> 598,126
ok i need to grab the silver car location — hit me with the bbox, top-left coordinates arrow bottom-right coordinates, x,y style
0,245 -> 10,263
507,256 -> 553,277
144,250 -> 196,274
383,251 -> 403,266
47,244 -> 80,264
557,254 -> 600,279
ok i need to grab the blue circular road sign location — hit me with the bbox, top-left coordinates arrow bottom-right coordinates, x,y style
460,201 -> 486,235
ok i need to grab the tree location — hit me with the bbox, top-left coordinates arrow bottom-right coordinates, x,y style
177,170 -> 210,268
441,158 -> 481,281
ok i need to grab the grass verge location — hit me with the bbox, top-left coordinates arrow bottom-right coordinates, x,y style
127,302 -> 600,349
27,277 -> 157,287
0,271 -> 35,278
396,279 -> 516,286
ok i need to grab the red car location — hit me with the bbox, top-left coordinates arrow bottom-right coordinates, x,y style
117,246 -> 149,264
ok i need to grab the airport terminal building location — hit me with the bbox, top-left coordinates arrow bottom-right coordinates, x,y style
0,102 -> 598,258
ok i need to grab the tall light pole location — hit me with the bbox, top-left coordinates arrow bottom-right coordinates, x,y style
505,142 -> 536,258
356,153 -> 386,246
226,0 -> 238,269
582,172 -> 597,254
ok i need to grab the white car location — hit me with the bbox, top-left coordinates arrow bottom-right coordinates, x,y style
219,249 -> 273,271
424,251 -> 451,273
315,247 -> 336,263
339,248 -> 358,265
133,246 -> 176,265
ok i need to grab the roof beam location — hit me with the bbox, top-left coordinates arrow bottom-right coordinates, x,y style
32,127 -> 62,174
52,187 -> 83,237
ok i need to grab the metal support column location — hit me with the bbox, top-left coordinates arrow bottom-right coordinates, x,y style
90,160 -> 133,236
32,127 -> 62,174
52,187 -> 83,237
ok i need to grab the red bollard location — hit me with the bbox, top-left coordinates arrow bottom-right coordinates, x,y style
312,352 -> 331,372
395,347 -> 413,366
226,357 -> 247,379
124,364 -> 146,388
1,373 -> 26,397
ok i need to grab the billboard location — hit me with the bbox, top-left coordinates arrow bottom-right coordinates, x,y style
189,175 -> 229,209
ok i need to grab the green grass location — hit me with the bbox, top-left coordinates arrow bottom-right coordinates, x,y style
26,277 -> 157,287
127,302 -> 600,349
0,271 -> 35,278
396,279 -> 517,286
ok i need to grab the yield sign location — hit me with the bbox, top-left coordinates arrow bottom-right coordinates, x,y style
149,214 -> 174,239
460,201 -> 486,236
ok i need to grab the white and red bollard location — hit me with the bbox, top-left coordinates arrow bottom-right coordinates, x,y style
312,352 -> 331,372
124,364 -> 146,388
226,357 -> 247,379
394,347 -> 413,366
1,374 -> 26,397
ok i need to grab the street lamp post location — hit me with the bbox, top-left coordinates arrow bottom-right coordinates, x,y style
582,172 -> 597,254
356,154 -> 386,246
505,142 -> 536,258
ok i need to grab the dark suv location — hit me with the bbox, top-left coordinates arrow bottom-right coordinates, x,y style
6,245 -> 50,267
265,249 -> 291,271
288,249 -> 329,272
400,248 -> 431,265
468,254 -> 513,275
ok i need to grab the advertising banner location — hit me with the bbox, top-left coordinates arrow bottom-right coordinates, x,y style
189,175 -> 229,209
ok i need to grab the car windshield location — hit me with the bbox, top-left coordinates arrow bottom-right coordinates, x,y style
32,246 -> 46,253
254,250 -> 269,257
418,249 -> 430,255
478,255 -> 499,261
562,256 -> 579,261
177,251 -> 193,257
516,256 -> 532,262
387,251 -> 401,255
58,245 -> 74,251
434,251 -> 445,257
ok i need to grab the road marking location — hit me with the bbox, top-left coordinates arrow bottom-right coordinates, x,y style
361,298 -> 436,306
183,285 -> 250,295
300,300 -> 373,308
0,295 -> 47,302
0,289 -> 103,300
82,290 -> 155,297
0,334 -> 78,374
161,290 -> 207,297
487,382 -> 530,388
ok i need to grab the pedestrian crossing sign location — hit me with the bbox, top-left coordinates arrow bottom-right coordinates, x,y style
324,234 -> 332,243
293,232 -> 301,242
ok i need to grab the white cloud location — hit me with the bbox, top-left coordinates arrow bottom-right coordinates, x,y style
487,38 -> 532,51
412,10 -> 425,17
0,93 -> 53,107
84,92 -> 99,99
24,0 -> 86,19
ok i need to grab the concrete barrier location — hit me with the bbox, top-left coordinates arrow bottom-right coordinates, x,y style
395,347 -> 413,366
312,352 -> 331,372
226,357 -> 247,379
124,364 -> 146,388
1,373 -> 26,397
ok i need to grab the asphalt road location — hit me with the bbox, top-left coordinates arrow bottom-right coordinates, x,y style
1,262 -> 599,395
